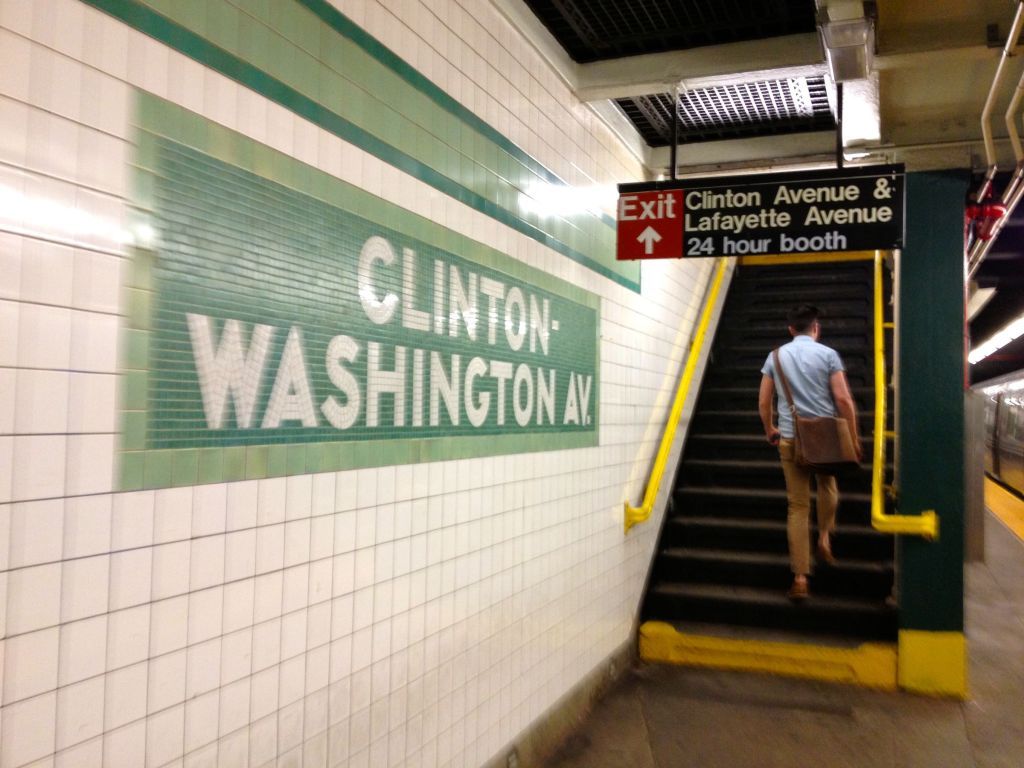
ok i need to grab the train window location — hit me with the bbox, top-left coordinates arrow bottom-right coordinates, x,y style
1012,399 -> 1024,440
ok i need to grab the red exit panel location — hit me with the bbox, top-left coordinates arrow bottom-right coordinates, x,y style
616,190 -> 684,260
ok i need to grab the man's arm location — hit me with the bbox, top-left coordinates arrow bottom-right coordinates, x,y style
758,374 -> 779,444
829,370 -> 862,461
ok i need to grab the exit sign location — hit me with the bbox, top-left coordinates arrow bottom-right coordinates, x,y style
615,190 -> 684,260
615,165 -> 905,260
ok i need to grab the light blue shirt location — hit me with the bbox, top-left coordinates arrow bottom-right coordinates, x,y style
761,335 -> 845,439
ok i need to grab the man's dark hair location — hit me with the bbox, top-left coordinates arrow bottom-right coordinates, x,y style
787,305 -> 820,333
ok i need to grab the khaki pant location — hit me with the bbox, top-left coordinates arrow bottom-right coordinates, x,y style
778,439 -> 838,575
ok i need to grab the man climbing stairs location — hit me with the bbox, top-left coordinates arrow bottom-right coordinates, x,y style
642,258 -> 897,641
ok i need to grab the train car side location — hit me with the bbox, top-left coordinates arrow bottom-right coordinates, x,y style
982,371 -> 1024,497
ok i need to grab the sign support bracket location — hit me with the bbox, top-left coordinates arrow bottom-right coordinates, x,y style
836,82 -> 844,170
670,86 -> 679,180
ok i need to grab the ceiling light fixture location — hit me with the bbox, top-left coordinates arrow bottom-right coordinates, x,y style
817,1 -> 874,82
969,313 -> 1024,364
820,18 -> 874,82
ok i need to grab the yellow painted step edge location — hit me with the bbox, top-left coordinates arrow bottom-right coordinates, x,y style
639,621 -> 897,691
739,250 -> 877,266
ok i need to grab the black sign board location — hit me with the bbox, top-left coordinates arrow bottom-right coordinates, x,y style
616,164 -> 905,259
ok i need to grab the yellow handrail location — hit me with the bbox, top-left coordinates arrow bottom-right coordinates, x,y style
871,250 -> 939,539
625,258 -> 729,533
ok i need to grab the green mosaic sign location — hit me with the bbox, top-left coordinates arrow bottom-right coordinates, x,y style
120,97 -> 599,489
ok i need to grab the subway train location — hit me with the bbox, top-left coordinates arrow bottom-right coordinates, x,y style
982,369 -> 1024,496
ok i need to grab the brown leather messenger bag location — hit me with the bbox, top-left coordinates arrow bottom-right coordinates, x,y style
772,348 -> 860,475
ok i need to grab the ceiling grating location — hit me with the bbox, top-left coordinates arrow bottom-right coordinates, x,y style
616,76 -> 834,147
522,0 -> 816,63
523,1 -> 830,147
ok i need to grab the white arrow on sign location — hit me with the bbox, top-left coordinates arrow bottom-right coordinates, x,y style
637,225 -> 662,255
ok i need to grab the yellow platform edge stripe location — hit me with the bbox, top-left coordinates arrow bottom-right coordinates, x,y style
984,476 -> 1024,542
639,621 -> 897,690
739,250 -> 877,266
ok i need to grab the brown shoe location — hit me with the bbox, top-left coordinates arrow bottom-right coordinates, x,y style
788,577 -> 809,601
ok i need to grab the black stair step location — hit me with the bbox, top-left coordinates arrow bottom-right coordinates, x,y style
642,582 -> 897,640
684,434 -> 779,462
713,339 -> 875,354
685,433 -> 889,462
691,409 -> 886,434
696,388 -> 888,414
720,300 -> 875,321
662,517 -> 895,561
717,311 -> 874,329
652,548 -> 894,600
732,262 -> 874,283
729,271 -> 880,296
704,364 -> 874,388
709,346 -> 875,372
715,315 -> 876,332
719,308 -> 875,328
726,281 -> 872,301
679,458 -> 881,494
709,339 -> 878,356
673,486 -> 876,526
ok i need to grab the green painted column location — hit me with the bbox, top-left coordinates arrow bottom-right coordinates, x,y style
897,170 -> 969,633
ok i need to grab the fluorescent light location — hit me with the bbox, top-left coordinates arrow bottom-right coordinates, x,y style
969,314 -> 1024,364
518,182 -> 615,219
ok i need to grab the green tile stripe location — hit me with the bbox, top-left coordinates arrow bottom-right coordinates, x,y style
81,0 -> 640,292
133,0 -> 619,272
123,432 -> 596,490
118,92 -> 601,491
295,0 -> 618,228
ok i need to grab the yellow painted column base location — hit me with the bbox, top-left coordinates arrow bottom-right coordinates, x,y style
897,630 -> 968,699
639,621 -> 897,690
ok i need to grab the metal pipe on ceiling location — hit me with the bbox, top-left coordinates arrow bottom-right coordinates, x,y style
974,1 -> 1024,202
969,177 -> 1024,280
993,55 -> 1024,208
968,1 -> 1024,276
967,64 -> 1024,277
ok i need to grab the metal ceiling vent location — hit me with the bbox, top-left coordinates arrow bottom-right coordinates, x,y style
522,0 -> 815,63
616,76 -> 833,147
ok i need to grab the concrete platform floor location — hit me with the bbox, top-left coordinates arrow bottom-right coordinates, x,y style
542,510 -> 1024,768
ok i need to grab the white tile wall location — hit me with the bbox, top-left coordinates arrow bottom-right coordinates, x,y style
0,0 -> 716,765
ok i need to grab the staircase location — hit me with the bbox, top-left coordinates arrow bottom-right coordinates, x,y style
642,259 -> 897,642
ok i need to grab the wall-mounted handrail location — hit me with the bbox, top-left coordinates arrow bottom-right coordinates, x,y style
624,258 -> 729,533
871,250 -> 939,539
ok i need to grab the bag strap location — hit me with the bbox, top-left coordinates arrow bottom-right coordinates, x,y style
772,348 -> 798,417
